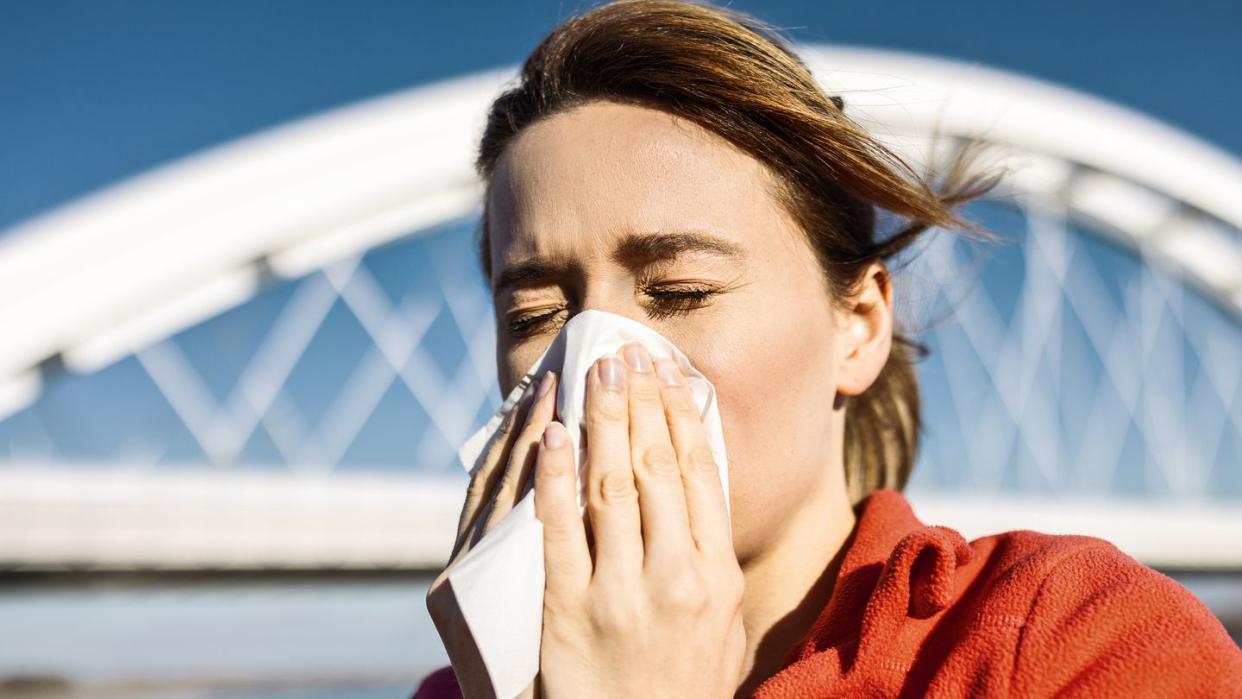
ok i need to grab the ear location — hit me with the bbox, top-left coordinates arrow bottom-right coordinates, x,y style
834,261 -> 893,397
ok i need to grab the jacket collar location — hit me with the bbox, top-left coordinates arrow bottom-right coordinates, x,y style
788,489 -> 973,661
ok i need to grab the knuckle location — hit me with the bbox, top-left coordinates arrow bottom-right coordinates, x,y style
589,395 -> 628,424
465,472 -> 489,501
657,566 -> 707,612
466,463 -> 500,498
596,469 -> 637,505
628,378 -> 661,403
638,444 -> 680,477
689,446 -> 720,474
539,515 -> 577,544
535,447 -> 569,479
590,596 -> 636,634
665,389 -> 701,420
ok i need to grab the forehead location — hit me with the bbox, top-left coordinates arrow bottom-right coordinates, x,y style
486,100 -> 790,271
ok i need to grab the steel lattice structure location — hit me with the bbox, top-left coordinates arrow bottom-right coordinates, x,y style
0,48 -> 1238,570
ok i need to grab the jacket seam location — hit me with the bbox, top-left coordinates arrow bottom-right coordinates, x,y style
1006,540 -> 1116,694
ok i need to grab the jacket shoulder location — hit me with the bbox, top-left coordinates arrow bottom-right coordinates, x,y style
986,530 -> 1242,696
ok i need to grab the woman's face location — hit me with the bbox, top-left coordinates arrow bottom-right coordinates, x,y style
485,100 -> 855,562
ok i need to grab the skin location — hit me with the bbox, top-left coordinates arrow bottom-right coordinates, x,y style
427,99 -> 894,697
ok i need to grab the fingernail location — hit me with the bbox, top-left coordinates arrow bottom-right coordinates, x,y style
537,371 -> 556,399
599,356 -> 626,390
622,343 -> 652,373
656,358 -> 683,385
542,422 -> 566,449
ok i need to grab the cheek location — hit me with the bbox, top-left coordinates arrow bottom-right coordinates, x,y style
689,295 -> 838,445
686,295 -> 841,547
495,331 -> 548,397
706,323 -> 838,473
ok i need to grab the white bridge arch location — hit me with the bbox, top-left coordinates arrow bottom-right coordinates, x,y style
0,47 -> 1239,570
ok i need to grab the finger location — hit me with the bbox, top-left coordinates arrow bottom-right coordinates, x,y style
585,354 -> 643,579
620,343 -> 692,564
534,420 -> 590,592
482,370 -> 559,535
654,357 -> 732,557
454,379 -> 538,557
520,372 -> 559,500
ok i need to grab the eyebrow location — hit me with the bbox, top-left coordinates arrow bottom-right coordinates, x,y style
492,230 -> 745,297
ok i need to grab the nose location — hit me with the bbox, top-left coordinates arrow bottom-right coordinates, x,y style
576,288 -> 647,328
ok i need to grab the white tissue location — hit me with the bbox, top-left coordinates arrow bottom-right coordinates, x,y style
446,309 -> 730,699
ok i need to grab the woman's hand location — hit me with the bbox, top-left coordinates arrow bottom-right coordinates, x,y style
426,368 -> 559,699
533,342 -> 746,698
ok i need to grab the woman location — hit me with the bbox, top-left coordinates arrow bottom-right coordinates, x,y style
416,1 -> 1242,696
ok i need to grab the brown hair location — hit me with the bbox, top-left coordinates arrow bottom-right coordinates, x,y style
472,0 -> 998,504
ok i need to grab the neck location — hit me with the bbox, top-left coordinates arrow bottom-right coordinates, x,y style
733,482 -> 857,697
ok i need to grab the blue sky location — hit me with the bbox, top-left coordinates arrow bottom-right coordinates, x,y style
2,0 -> 1240,233
1,1 -> 1238,497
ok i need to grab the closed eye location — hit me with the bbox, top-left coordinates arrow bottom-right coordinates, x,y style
643,286 -> 719,320
505,285 -> 721,337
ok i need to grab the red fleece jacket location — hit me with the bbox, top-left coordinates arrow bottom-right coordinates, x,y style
413,489 -> 1242,697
